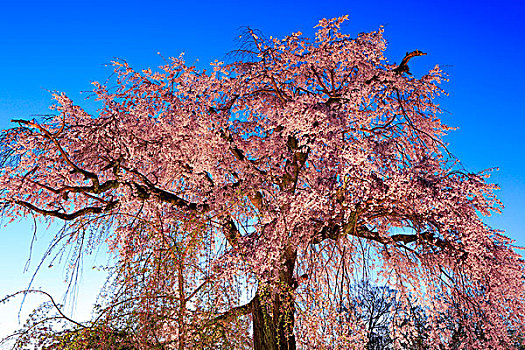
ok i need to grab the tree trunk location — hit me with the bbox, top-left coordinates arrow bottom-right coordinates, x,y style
252,252 -> 297,350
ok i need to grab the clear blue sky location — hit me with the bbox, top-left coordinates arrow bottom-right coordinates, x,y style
0,0 -> 524,340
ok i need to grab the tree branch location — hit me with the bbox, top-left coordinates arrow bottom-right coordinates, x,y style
393,50 -> 427,75
212,297 -> 254,324
311,215 -> 454,253
14,200 -> 117,221
12,119 -> 101,190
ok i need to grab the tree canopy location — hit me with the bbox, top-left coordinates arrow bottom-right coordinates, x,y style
1,16 -> 524,349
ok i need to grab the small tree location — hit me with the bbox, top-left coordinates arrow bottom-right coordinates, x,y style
1,16 -> 524,349
350,280 -> 397,349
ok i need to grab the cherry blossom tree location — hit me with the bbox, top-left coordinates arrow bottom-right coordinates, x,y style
1,16 -> 524,349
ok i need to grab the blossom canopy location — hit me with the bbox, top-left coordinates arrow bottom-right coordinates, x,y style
1,16 -> 524,349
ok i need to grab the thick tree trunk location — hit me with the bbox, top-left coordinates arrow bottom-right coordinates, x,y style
252,252 -> 297,350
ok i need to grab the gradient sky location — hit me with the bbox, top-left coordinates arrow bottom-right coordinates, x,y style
0,0 -> 524,341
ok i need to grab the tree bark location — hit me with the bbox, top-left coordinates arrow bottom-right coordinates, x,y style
252,252 -> 297,350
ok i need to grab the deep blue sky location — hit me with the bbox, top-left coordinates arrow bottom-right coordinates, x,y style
0,0 -> 524,339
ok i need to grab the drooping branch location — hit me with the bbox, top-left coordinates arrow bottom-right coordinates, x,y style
1,290 -> 87,329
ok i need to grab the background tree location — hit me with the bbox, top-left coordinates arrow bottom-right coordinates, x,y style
351,280 -> 397,350
1,16 -> 524,349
